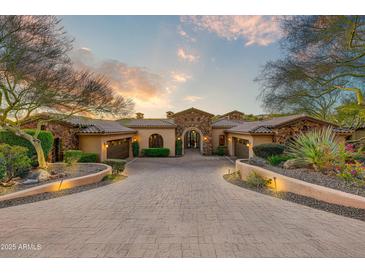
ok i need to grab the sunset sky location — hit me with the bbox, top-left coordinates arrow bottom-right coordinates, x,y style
61,16 -> 282,117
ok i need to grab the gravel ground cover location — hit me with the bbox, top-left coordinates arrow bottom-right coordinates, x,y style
224,173 -> 365,222
246,158 -> 365,197
0,163 -> 107,196
0,175 -> 125,209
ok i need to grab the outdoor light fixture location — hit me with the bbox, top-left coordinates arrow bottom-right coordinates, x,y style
246,143 -> 251,147
203,136 -> 208,141
228,138 -> 231,142
105,143 -> 109,148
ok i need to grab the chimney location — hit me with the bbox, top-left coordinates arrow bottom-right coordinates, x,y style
166,111 -> 174,119
135,112 -> 144,119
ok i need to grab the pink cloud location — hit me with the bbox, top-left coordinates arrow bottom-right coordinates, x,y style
177,48 -> 199,63
181,16 -> 281,46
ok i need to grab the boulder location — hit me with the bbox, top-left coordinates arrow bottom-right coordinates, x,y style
248,156 -> 267,167
28,169 -> 51,182
22,179 -> 39,185
283,159 -> 307,169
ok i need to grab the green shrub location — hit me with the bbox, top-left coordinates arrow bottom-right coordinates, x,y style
214,145 -> 227,156
132,141 -> 139,157
175,139 -> 182,156
286,127 -> 339,171
78,152 -> 98,163
267,154 -> 292,166
0,144 -> 31,181
0,129 -> 54,163
253,143 -> 285,159
64,150 -> 83,165
246,171 -> 272,188
64,150 -> 98,164
103,159 -> 126,175
142,148 -> 170,157
0,153 -> 6,181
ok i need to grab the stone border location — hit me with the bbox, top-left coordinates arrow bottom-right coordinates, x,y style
236,160 -> 365,209
0,163 -> 112,202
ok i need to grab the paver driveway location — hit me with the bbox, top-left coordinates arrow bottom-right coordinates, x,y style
1,150 -> 365,257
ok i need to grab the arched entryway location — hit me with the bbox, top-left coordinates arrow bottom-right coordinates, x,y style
182,127 -> 204,154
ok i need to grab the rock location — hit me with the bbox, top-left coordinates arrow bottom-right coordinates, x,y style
283,159 -> 307,169
22,179 -> 39,185
248,156 -> 267,167
28,169 -> 51,182
0,180 -> 17,187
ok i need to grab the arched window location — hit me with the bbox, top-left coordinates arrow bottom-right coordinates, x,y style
149,134 -> 164,148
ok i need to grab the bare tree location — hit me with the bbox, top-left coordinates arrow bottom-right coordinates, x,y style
256,16 -> 365,123
0,16 -> 134,168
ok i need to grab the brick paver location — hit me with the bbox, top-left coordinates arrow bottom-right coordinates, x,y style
0,150 -> 365,257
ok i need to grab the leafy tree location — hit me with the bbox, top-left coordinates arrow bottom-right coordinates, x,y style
257,16 -> 365,123
0,16 -> 134,169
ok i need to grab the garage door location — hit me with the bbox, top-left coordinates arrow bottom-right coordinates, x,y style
107,139 -> 129,159
235,139 -> 249,158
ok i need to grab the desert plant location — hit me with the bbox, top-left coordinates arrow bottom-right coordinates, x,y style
246,171 -> 272,188
253,144 -> 285,159
132,141 -> 139,157
0,153 -> 6,181
0,144 -> 31,183
103,159 -> 126,175
286,127 -> 339,171
142,148 -> 170,157
267,154 -> 292,166
175,139 -> 182,156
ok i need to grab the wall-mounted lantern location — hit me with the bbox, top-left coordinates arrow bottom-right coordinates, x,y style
203,136 -> 208,141
104,143 -> 109,148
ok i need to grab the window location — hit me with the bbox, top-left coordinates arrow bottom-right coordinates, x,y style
149,134 -> 164,148
219,135 -> 226,146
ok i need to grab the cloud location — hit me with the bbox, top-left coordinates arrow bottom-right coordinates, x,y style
178,26 -> 196,42
181,16 -> 281,46
71,48 -> 165,103
177,48 -> 199,63
171,71 -> 191,83
183,95 -> 203,102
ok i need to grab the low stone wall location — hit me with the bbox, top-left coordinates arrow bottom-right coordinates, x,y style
236,160 -> 365,209
0,163 -> 112,202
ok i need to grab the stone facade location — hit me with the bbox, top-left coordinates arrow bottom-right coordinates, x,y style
173,108 -> 214,155
273,119 -> 326,144
222,110 -> 245,120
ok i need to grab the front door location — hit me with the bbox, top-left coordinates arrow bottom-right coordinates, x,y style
185,130 -> 200,149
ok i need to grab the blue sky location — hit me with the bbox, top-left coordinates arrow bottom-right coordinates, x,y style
61,16 -> 281,117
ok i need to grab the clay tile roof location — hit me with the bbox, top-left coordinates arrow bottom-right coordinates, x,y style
225,114 -> 353,135
212,118 -> 244,128
119,118 -> 176,128
221,110 -> 245,116
34,114 -> 136,134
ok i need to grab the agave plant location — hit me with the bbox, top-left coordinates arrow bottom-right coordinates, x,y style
286,127 -> 339,171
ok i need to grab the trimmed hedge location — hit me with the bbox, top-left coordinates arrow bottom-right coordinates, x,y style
103,159 -> 126,175
253,143 -> 285,159
175,139 -> 182,156
214,145 -> 227,156
0,129 -> 54,161
0,144 -> 31,181
64,150 -> 98,164
132,141 -> 139,157
142,148 -> 170,157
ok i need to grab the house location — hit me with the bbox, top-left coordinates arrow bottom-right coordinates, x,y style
23,108 -> 352,162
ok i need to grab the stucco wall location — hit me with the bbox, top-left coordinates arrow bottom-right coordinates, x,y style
134,128 -> 176,156
79,133 -> 134,161
212,128 -> 226,151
